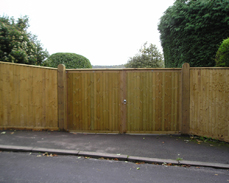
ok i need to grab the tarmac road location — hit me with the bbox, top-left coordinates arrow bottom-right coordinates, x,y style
0,151 -> 229,183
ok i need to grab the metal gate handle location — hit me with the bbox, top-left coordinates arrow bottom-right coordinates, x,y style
123,99 -> 127,104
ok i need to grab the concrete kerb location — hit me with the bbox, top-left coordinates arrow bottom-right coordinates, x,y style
0,145 -> 229,169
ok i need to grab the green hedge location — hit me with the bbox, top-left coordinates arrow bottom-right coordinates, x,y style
215,38 -> 229,67
158,0 -> 229,67
45,52 -> 92,69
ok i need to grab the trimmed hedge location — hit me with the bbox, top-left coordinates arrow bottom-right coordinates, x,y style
45,52 -> 92,69
215,38 -> 229,67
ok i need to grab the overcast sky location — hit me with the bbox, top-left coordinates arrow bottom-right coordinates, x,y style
1,0 -> 175,65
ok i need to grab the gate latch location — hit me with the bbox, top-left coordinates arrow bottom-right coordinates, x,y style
123,99 -> 127,104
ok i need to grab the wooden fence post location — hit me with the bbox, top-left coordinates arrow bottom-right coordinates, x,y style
58,64 -> 66,130
181,63 -> 190,134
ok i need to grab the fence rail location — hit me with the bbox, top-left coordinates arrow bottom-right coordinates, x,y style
0,61 -> 228,142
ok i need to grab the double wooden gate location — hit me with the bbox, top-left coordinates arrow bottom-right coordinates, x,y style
65,68 -> 181,134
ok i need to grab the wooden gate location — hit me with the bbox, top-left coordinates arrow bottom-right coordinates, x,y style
66,68 -> 181,134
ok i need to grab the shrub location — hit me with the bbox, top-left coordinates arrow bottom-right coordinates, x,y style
215,38 -> 229,67
45,52 -> 92,69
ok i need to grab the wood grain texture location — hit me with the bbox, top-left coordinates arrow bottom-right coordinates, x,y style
67,71 -> 121,132
181,63 -> 190,134
0,62 -> 58,129
126,71 -> 181,133
190,68 -> 229,142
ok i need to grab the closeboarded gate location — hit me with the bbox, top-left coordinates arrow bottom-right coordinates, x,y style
66,68 -> 181,134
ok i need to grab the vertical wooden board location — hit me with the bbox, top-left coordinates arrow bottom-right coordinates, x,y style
142,72 -> 147,131
161,72 -> 165,131
35,68 -> 43,127
67,73 -> 73,130
148,72 -> 153,131
174,72 -> 180,131
82,73 -> 86,130
198,70 -> 202,134
51,70 -> 58,128
86,73 -> 92,131
212,70 -> 217,137
45,69 -> 56,128
108,73 -> 112,131
0,63 -> 3,125
128,71 -> 135,132
156,72 -> 162,131
14,65 -> 22,127
74,73 -> 81,130
90,72 -> 95,131
221,70 -> 227,138
201,69 -> 207,135
203,70 -> 210,135
101,72 -> 105,131
26,66 -> 34,127
2,64 -> 10,126
6,64 -> 14,127
117,72 -> 122,132
171,72 -> 177,131
1,64 -> 7,126
189,70 -> 194,132
181,63 -> 190,134
163,72 -> 171,131
152,72 -> 156,131
226,70 -> 229,139
218,70 -> 226,139
95,72 -> 101,130
44,69 -> 49,127
135,72 -> 141,131
116,72 -> 121,131
208,70 -> 213,137
84,73 -> 90,131
129,72 -> 135,131
126,72 -> 131,131
18,66 -> 25,126
93,72 -> 97,130
193,70 -> 198,133
41,69 -> 47,127
86,73 -> 92,130
103,73 -> 108,131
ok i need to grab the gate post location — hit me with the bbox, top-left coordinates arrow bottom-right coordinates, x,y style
57,64 -> 67,130
181,63 -> 190,134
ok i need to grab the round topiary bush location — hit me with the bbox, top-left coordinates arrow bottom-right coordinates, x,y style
215,38 -> 229,67
45,52 -> 92,69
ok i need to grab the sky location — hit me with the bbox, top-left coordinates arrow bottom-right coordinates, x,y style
0,0 -> 175,66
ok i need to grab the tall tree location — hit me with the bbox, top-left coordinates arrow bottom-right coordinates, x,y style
125,42 -> 164,68
0,15 -> 49,65
158,0 -> 229,67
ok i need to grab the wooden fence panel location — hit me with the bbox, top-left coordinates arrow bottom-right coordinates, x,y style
190,68 -> 229,142
126,71 -> 181,134
0,62 -> 58,130
67,71 -> 121,132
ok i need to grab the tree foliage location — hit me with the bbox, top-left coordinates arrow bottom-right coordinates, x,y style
215,37 -> 229,67
125,42 -> 164,68
0,15 -> 49,65
45,52 -> 92,69
158,0 -> 229,67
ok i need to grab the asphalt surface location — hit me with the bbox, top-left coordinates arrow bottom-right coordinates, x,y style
0,130 -> 229,168
1,151 -> 229,183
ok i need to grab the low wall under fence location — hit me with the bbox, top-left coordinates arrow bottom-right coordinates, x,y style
0,61 -> 228,142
